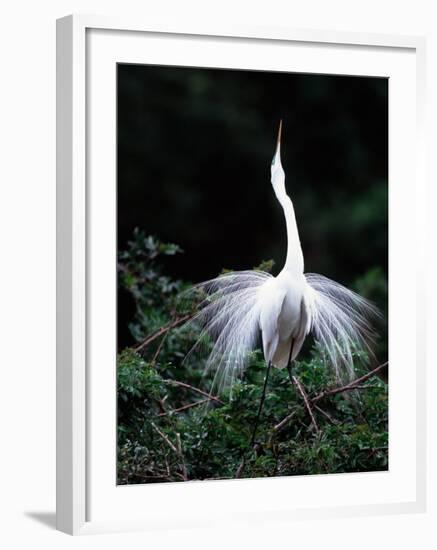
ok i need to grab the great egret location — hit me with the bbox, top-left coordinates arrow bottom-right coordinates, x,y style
185,121 -> 379,443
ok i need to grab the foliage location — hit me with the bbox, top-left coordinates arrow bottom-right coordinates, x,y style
118,229 -> 187,342
117,233 -> 388,484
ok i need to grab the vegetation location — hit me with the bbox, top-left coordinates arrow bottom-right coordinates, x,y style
117,232 -> 388,484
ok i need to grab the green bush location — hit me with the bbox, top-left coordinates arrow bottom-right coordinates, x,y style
117,231 -> 388,484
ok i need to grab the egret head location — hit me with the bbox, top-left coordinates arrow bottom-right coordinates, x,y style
271,120 -> 286,198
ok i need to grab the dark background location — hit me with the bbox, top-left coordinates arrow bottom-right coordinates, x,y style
117,64 -> 388,350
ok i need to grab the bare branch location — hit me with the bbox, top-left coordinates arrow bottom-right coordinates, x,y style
151,422 -> 178,453
292,375 -> 320,433
151,328 -> 169,363
163,379 -> 224,404
273,409 -> 298,433
157,398 -> 210,416
235,456 -> 247,479
134,314 -> 192,353
176,432 -> 188,481
312,361 -> 388,403
313,404 -> 340,425
151,423 -> 189,481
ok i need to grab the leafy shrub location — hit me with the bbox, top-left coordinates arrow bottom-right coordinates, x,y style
117,232 -> 388,484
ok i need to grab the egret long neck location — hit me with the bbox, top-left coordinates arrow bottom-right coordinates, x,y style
278,193 -> 304,275
270,131 -> 304,275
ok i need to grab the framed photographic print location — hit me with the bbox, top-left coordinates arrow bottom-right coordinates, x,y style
56,15 -> 427,535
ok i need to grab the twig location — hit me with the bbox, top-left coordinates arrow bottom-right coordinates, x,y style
267,409 -> 298,447
163,379 -> 224,405
151,422 -> 178,454
312,361 -> 388,403
235,457 -> 246,479
152,328 -> 169,363
134,314 -> 192,353
273,409 -> 298,433
157,398 -> 210,416
156,394 -> 168,415
292,375 -> 320,433
156,398 -> 167,415
366,445 -> 389,459
151,422 -> 189,481
348,384 -> 379,390
235,442 -> 262,479
313,404 -> 340,425
176,432 -> 188,481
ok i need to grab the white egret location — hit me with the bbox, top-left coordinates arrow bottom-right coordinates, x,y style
185,121 -> 379,443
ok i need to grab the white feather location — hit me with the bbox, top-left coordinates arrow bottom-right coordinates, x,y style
183,270 -> 272,395
304,274 -> 380,381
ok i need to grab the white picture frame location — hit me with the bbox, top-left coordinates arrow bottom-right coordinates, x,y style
56,14 -> 427,535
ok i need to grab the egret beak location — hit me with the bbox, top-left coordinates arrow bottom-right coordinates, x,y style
272,120 -> 282,166
276,119 -> 282,152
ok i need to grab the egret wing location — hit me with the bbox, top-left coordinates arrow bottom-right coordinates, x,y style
305,273 -> 380,381
183,270 -> 272,395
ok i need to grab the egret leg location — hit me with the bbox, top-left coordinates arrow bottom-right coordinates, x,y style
249,361 -> 272,448
286,340 -> 295,386
287,365 -> 294,387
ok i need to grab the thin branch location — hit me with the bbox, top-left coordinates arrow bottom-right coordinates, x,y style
313,404 -> 340,425
349,384 -> 380,390
235,457 -> 247,479
163,378 -> 224,404
292,375 -> 320,433
155,398 -> 167,415
235,441 -> 263,479
151,422 -> 190,481
176,432 -> 188,481
134,314 -> 192,353
312,361 -> 388,403
152,328 -> 169,363
157,398 -> 210,416
366,445 -> 389,459
150,422 -> 178,454
273,409 -> 298,433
